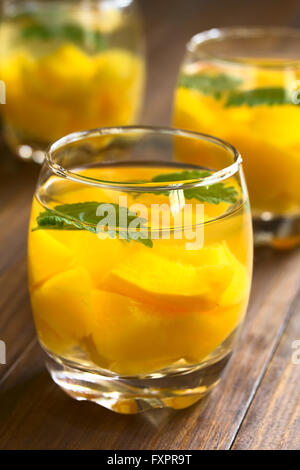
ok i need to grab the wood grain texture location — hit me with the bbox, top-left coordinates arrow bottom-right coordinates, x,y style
0,0 -> 300,450
232,292 -> 300,450
0,151 -> 39,379
0,257 -> 35,382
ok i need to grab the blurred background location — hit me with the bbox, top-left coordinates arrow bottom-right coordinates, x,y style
139,0 -> 300,124
2,0 -> 300,142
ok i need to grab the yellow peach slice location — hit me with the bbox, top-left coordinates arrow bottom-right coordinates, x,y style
70,232 -> 128,287
2,45 -> 143,141
24,43 -> 94,103
90,290 -> 224,375
31,268 -> 94,343
223,128 -> 300,213
101,250 -> 235,313
94,49 -> 142,87
6,86 -> 70,142
89,288 -> 246,375
220,255 -> 250,308
155,240 -> 236,266
174,88 -> 223,135
28,230 -> 74,289
185,303 -> 243,362
29,195 -> 129,287
175,87 -> 252,136
249,105 -> 300,146
34,315 -> 74,357
90,290 -> 184,374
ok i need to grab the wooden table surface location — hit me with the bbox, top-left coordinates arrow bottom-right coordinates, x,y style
0,0 -> 300,450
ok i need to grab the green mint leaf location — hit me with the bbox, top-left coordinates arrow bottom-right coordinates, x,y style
178,73 -> 242,99
225,87 -> 295,107
34,208 -> 86,231
178,73 -> 298,107
152,170 -> 211,183
22,23 -> 53,40
21,21 -> 107,51
118,230 -> 153,248
62,23 -> 84,41
184,184 -> 239,204
32,202 -> 152,247
87,31 -> 107,52
149,170 -> 238,205
136,237 -> 153,248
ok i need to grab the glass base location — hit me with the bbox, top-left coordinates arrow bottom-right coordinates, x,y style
45,350 -> 232,414
3,124 -> 47,164
253,213 -> 300,250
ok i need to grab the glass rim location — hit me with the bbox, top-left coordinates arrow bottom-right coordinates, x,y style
47,125 -> 242,192
187,26 -> 300,69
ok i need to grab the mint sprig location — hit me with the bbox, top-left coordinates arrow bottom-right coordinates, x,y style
178,73 -> 242,99
32,202 -> 153,248
225,87 -> 294,107
152,170 -> 211,182
147,170 -> 239,205
21,21 -> 107,51
179,73 -> 298,107
33,171 -> 238,245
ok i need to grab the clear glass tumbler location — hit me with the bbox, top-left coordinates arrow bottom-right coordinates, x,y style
0,0 -> 145,163
174,27 -> 300,249
28,126 -> 253,414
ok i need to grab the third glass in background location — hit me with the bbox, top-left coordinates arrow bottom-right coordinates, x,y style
174,27 -> 300,249
0,0 -> 145,162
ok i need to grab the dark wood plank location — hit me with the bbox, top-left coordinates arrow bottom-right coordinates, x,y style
232,292 -> 300,450
0,149 -> 39,274
0,150 -> 39,378
0,257 -> 35,381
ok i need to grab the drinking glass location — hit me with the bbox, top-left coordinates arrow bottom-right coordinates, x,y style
28,126 -> 253,414
0,0 -> 145,163
174,27 -> 300,249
